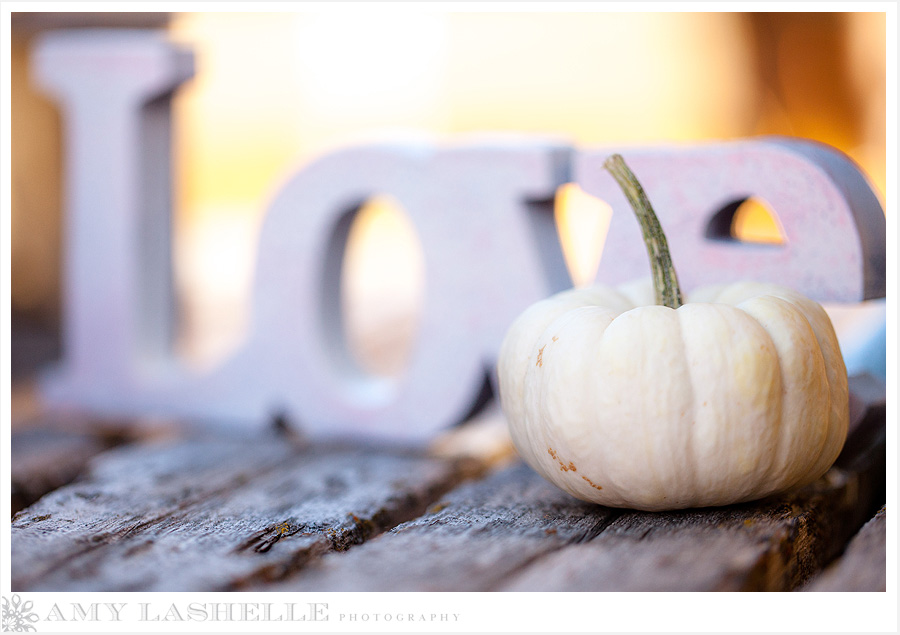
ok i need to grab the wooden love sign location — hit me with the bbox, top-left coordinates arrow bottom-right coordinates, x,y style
34,30 -> 886,442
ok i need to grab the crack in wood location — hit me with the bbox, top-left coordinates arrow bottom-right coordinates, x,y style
11,443 -> 314,589
10,381 -> 884,592
12,438 -> 478,591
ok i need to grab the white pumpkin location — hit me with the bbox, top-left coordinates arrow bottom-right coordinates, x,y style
496,155 -> 849,511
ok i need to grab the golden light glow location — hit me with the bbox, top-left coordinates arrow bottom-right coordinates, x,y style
174,207 -> 259,367
160,12 -> 886,368
439,12 -> 756,143
292,12 -> 448,125
555,184 -> 613,287
167,12 -> 759,222
845,12 -> 887,198
342,196 -> 425,377
730,197 -> 786,245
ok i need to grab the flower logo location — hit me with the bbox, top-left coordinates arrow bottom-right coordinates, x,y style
2,595 -> 39,632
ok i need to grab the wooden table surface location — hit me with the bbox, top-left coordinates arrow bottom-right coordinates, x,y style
9,375 -> 886,593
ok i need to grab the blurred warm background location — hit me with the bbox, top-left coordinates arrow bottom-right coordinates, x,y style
10,11 -> 888,387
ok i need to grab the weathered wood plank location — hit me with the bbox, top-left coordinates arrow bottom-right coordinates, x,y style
260,462 -> 619,591
502,467 -> 878,591
11,432 -> 473,591
11,425 -> 109,516
10,377 -> 884,592
259,453 -> 875,592
802,506 -> 886,592
10,411 -> 173,516
259,382 -> 885,592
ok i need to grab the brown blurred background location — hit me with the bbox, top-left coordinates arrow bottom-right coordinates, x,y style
10,11 -> 887,383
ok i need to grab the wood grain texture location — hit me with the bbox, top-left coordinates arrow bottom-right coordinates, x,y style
11,426 -> 108,516
260,449 -> 879,592
802,506 -> 886,591
9,380 -> 884,592
11,432 -> 472,591
10,411 -> 173,516
265,387 -> 887,592
502,464 -> 880,591
260,462 -> 619,591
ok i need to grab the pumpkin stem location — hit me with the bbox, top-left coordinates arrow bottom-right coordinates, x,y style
603,154 -> 683,309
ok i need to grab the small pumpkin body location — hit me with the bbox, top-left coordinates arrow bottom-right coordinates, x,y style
497,280 -> 848,511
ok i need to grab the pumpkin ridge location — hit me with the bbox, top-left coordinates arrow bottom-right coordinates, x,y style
673,306 -> 700,500
766,292 -> 849,484
766,295 -> 841,489
736,294 -> 829,493
735,298 -> 790,494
